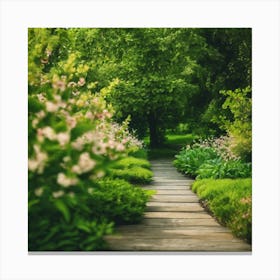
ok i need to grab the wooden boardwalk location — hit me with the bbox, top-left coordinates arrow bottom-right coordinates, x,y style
105,159 -> 251,252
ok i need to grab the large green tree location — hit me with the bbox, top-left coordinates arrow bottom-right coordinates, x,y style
72,28 -> 204,147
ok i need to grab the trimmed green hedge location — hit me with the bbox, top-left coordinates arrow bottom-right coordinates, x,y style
109,166 -> 153,184
113,157 -> 151,169
192,178 -> 252,243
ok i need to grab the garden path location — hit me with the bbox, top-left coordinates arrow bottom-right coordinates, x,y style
105,159 -> 251,251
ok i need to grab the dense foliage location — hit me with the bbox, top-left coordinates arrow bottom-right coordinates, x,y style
28,28 -> 152,251
174,136 -> 252,179
192,179 -> 252,243
69,28 -> 251,146
28,27 -> 252,250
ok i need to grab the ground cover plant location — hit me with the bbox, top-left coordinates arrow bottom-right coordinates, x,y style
192,179 -> 252,243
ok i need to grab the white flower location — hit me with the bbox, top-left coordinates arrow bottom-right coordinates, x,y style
57,132 -> 70,146
71,138 -> 84,151
77,77 -> 85,87
71,165 -> 81,174
85,111 -> 94,119
34,187 -> 44,197
28,145 -> 48,174
28,159 -> 39,172
96,170 -> 105,178
37,93 -> 46,102
46,101 -> 59,112
76,152 -> 96,174
116,143 -> 125,152
52,190 -> 65,198
92,143 -> 107,155
57,173 -> 78,187
32,118 -> 39,128
66,116 -> 77,129
41,126 -> 56,141
63,156 -> 71,163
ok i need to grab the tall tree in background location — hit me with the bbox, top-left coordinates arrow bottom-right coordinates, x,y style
72,28 -> 205,147
69,28 -> 251,146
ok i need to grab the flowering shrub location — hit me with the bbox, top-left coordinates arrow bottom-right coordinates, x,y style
173,135 -> 252,179
28,28 -> 148,251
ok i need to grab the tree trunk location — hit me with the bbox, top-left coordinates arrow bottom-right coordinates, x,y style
148,113 -> 159,148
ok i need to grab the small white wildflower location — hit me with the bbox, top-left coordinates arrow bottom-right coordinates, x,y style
57,173 -> 78,188
77,77 -> 85,86
76,152 -> 96,174
57,132 -> 70,146
52,190 -> 65,198
41,126 -> 56,141
71,138 -> 84,151
34,187 -> 44,197
46,101 -> 59,112
32,118 -> 39,128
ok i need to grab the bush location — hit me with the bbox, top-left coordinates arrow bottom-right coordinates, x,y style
192,178 -> 252,243
128,148 -> 148,159
173,145 -> 219,177
113,157 -> 151,169
174,136 -> 252,179
109,166 -> 153,184
197,158 -> 252,179
29,215 -> 112,251
88,179 -> 151,224
28,29 -> 147,251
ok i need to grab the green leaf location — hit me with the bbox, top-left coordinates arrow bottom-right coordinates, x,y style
54,199 -> 71,222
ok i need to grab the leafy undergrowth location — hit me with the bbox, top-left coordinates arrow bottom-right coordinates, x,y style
173,137 -> 252,179
112,156 -> 151,169
192,178 -> 252,243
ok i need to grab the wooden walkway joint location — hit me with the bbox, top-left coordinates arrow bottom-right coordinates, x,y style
105,159 -> 252,252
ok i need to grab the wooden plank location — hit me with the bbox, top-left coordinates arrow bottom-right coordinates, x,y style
142,218 -> 222,227
144,212 -> 210,219
105,238 -> 251,251
150,190 -> 195,195
150,195 -> 199,203
110,225 -> 231,233
146,204 -> 204,212
142,186 -> 191,190
147,201 -> 202,207
153,190 -> 196,195
106,230 -> 240,240
105,159 -> 251,252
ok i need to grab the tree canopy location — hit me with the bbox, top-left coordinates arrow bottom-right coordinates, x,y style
30,28 -> 251,148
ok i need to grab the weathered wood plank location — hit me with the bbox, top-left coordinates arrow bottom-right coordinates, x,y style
108,224 -> 231,232
146,204 -> 204,212
142,185 -> 191,190
105,238 -> 251,251
105,159 -> 251,251
144,212 -> 210,219
106,231 -> 240,241
150,195 -> 199,203
142,218 -> 221,227
152,190 -> 195,195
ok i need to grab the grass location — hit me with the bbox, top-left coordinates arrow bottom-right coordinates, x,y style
192,178 -> 252,243
145,133 -> 197,159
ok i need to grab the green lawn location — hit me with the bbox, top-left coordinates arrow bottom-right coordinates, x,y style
145,133 -> 197,159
